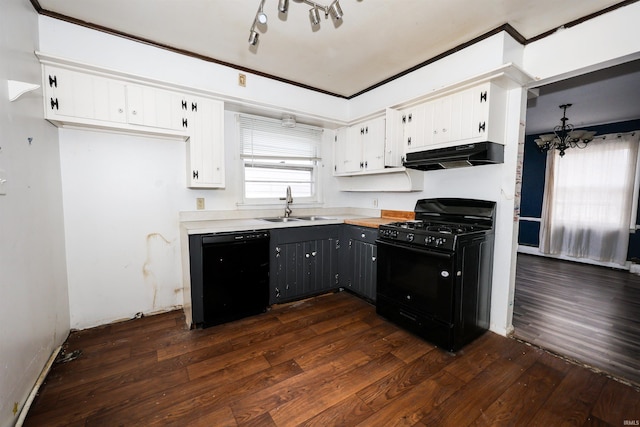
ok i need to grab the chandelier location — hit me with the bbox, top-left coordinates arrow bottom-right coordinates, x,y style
249,0 -> 344,46
534,104 -> 596,157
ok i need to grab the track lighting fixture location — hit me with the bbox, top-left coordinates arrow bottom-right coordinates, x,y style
328,0 -> 343,20
278,0 -> 289,13
309,6 -> 321,26
248,0 -> 346,46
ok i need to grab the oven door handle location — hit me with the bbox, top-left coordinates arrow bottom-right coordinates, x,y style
376,239 -> 453,261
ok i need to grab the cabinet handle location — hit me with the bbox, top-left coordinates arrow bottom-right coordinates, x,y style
372,256 -> 376,262
364,161 -> 368,168
182,118 -> 188,128
192,170 -> 199,179
311,251 -> 317,257
48,75 -> 57,88
407,137 -> 411,146
50,98 -> 59,110
365,126 -> 368,134
181,100 -> 187,110
275,287 -> 280,298
192,102 -> 197,112
408,113 -> 412,123
480,91 -> 487,102
478,121 -> 486,132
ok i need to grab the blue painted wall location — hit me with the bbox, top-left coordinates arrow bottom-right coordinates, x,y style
519,119 -> 640,260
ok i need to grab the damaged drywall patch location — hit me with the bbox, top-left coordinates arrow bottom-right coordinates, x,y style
142,233 -> 176,310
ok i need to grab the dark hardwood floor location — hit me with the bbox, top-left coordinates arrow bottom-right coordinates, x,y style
25,291 -> 639,426
513,253 -> 640,389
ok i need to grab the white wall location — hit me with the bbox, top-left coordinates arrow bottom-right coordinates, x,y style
0,1 -> 70,426
523,1 -> 640,82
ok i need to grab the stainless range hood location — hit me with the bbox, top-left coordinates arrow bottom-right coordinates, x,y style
403,142 -> 504,171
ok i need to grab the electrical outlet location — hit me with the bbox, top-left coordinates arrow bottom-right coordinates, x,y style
372,198 -> 378,208
196,198 -> 205,210
238,73 -> 246,87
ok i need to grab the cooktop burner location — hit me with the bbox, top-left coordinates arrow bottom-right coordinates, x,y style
378,199 -> 496,251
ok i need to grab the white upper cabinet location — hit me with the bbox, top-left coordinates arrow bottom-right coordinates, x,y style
403,81 -> 507,153
186,97 -> 225,188
44,66 -> 127,125
126,84 -> 188,132
333,116 -> 388,176
41,64 -> 225,189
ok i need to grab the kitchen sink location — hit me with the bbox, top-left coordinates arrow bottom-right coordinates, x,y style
260,217 -> 303,223
292,216 -> 337,221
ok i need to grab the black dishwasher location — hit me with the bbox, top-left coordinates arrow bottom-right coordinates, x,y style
189,230 -> 270,328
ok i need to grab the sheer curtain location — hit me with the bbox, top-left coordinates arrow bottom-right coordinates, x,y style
539,132 -> 640,265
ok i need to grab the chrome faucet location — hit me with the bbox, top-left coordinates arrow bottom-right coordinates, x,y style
284,185 -> 293,217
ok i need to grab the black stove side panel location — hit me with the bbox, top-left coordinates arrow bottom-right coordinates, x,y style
453,233 -> 495,350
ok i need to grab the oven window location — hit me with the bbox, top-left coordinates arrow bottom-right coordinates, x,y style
377,241 -> 455,324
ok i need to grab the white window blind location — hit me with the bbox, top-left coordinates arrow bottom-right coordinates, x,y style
238,114 -> 323,200
239,115 -> 322,159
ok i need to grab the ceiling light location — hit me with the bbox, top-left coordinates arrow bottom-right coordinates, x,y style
278,0 -> 289,13
248,30 -> 259,46
328,0 -> 343,20
534,104 -> 596,157
309,6 -> 321,26
248,0 -> 267,46
249,0 -> 349,46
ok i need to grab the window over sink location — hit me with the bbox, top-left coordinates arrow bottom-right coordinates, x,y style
238,114 -> 322,203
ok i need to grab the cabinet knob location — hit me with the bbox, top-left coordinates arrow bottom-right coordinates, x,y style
118,108 -> 123,113
312,251 -> 317,257
372,256 -> 376,262
132,110 -> 137,115
407,137 -> 411,146
361,233 -> 366,238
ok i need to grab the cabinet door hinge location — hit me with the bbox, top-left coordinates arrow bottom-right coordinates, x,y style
192,170 -> 199,179
50,98 -> 59,110
48,75 -> 57,88
480,91 -> 487,102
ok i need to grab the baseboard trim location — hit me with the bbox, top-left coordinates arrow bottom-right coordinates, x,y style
15,345 -> 62,426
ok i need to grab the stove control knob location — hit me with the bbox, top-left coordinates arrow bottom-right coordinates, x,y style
435,237 -> 446,246
406,233 -> 414,242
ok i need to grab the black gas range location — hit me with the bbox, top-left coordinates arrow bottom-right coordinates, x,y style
376,198 -> 496,352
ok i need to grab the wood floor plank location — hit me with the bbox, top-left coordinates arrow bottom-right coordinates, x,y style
468,360 -> 567,426
24,291 -> 639,426
528,364 -> 608,426
514,253 -> 640,387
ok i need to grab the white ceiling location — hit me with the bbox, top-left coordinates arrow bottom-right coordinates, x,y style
34,0 -> 640,129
